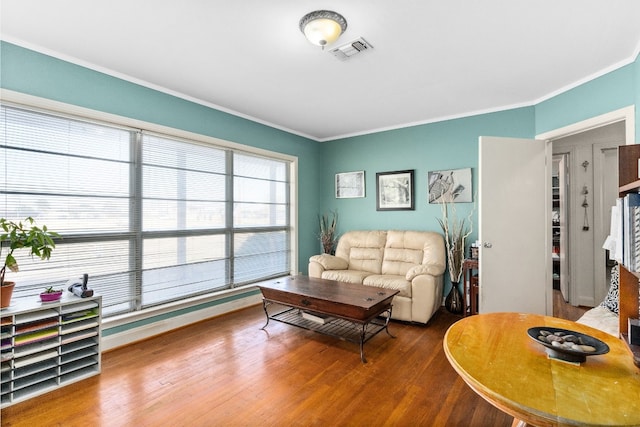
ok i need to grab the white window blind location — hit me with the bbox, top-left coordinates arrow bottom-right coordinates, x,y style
140,133 -> 229,306
233,153 -> 290,283
0,106 -> 136,316
1,105 -> 291,317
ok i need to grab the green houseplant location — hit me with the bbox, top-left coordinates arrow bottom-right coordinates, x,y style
1,217 -> 59,308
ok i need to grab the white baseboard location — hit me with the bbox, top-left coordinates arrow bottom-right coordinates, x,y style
101,293 -> 262,351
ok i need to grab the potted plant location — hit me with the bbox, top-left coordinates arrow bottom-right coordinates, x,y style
40,286 -> 63,303
318,211 -> 338,254
1,217 -> 59,308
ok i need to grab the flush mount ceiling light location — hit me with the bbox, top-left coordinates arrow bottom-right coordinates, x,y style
299,10 -> 347,49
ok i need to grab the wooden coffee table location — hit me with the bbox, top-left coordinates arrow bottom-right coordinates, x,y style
257,276 -> 399,363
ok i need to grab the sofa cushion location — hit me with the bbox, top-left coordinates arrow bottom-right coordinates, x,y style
381,230 -> 446,277
322,270 -> 372,284
334,231 -> 387,274
382,247 -> 423,276
349,247 -> 385,273
363,275 -> 412,298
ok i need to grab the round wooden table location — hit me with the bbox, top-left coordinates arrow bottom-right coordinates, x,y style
443,312 -> 640,427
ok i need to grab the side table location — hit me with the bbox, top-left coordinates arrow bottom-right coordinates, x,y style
444,313 -> 640,426
462,258 -> 478,316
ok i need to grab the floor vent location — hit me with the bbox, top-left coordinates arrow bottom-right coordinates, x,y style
330,38 -> 373,61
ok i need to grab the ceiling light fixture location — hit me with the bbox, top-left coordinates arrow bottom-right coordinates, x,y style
299,10 -> 347,49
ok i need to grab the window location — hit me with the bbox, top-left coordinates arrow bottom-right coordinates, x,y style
233,153 -> 290,283
0,104 -> 292,317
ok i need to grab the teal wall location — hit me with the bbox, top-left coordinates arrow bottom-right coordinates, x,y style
535,61 -> 637,138
317,53 -> 639,295
319,108 -> 535,294
2,41 -> 639,323
319,107 -> 536,241
0,41 -> 322,278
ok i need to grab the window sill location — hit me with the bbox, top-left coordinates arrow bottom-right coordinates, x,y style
102,284 -> 262,330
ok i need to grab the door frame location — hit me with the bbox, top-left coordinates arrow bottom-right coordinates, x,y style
537,106 -> 634,144
536,105 -> 635,311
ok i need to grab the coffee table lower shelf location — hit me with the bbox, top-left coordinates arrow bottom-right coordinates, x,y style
261,305 -> 394,363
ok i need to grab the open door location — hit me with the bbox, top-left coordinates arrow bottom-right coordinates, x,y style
479,136 -> 551,315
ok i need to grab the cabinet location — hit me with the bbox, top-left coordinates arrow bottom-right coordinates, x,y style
617,144 -> 640,367
552,174 -> 561,289
462,258 -> 479,316
0,294 -> 101,407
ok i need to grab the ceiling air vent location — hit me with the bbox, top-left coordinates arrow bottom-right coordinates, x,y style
330,37 -> 373,61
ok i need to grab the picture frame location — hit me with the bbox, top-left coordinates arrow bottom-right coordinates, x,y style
376,170 -> 414,210
335,170 -> 365,198
428,167 -> 473,203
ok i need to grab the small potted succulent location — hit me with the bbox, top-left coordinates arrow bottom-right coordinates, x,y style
40,286 -> 63,303
1,217 -> 59,308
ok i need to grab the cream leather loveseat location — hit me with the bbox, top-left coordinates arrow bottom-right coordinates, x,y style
308,230 -> 446,324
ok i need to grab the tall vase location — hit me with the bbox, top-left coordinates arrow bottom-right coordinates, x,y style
321,239 -> 334,255
445,281 -> 463,314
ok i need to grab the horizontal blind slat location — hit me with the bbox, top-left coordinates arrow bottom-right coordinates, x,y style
1,104 -> 292,318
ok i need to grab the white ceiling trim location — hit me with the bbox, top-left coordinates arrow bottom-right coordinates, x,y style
530,50 -> 640,108
3,35 -> 639,143
0,36 -> 320,142
3,1 -> 640,141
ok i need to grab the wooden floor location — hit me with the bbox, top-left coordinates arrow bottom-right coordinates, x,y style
2,294 -> 590,427
2,305 -> 517,427
552,289 -> 589,321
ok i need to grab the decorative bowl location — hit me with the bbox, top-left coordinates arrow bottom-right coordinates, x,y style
40,290 -> 63,303
527,326 -> 609,363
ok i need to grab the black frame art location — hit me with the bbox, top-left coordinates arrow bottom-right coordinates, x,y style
376,170 -> 415,211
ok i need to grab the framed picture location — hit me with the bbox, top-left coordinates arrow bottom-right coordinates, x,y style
428,167 -> 473,203
376,170 -> 414,210
335,171 -> 365,198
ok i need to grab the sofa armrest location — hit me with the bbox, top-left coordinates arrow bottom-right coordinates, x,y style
409,273 -> 444,323
309,254 -> 349,270
405,263 -> 446,281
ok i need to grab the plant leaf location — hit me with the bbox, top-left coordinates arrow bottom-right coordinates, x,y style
5,254 -> 18,273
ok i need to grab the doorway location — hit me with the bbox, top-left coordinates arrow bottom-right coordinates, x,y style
537,106 -> 634,315
551,122 -> 625,308
478,107 -> 634,316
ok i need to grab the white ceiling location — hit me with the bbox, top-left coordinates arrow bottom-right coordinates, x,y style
2,1 -> 640,142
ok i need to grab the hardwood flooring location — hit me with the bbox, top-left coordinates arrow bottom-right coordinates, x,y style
2,294 -> 589,427
552,289 -> 590,321
2,305 -> 515,427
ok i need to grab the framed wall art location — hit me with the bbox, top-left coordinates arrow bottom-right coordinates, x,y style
428,167 -> 472,203
376,170 -> 414,210
335,170 -> 365,198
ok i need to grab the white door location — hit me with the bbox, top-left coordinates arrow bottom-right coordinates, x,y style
479,136 -> 550,314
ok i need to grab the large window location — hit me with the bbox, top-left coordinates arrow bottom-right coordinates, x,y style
0,104 -> 292,317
